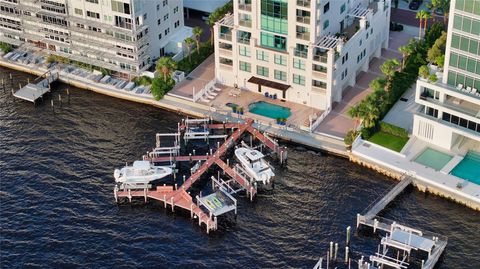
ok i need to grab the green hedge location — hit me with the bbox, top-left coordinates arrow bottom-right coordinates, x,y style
177,42 -> 214,73
0,42 -> 12,53
379,122 -> 408,138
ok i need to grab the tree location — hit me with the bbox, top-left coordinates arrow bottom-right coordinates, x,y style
380,59 -> 400,90
192,27 -> 203,54
0,42 -> 11,53
416,10 -> 431,39
184,37 -> 195,62
427,31 -> 447,66
206,11 -> 220,44
398,43 -> 415,70
423,11 -> 432,37
419,65 -> 430,79
370,77 -> 387,91
156,57 -> 177,82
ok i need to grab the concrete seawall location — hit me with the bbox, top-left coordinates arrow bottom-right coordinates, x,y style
349,154 -> 480,211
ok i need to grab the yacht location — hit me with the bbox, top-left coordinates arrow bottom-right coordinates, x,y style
234,147 -> 274,185
114,161 -> 172,187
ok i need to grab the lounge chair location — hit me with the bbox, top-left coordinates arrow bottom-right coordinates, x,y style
457,84 -> 463,91
466,86 -> 472,93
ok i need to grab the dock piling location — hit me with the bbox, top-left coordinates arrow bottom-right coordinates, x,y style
345,247 -> 349,263
329,242 -> 333,260
67,88 -> 70,104
58,94 -> 62,107
346,226 -> 351,245
334,243 -> 338,261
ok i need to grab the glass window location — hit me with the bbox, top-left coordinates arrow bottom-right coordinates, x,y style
239,61 -> 251,72
453,15 -> 462,30
274,54 -> 287,65
257,50 -> 269,61
450,53 -> 458,67
451,34 -> 460,49
466,58 -> 477,73
260,32 -> 287,51
340,3 -> 346,13
239,46 -> 250,57
260,0 -> 288,34
293,74 -> 305,85
274,70 -> 287,81
323,20 -> 329,30
462,17 -> 472,32
257,66 -> 269,77
293,58 -> 305,70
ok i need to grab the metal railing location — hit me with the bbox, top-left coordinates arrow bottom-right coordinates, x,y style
297,0 -> 310,8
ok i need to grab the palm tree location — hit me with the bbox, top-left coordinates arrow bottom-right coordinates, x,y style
398,43 -> 414,70
206,10 -> 220,44
423,11 -> 432,37
416,10 -> 431,39
439,0 -> 450,25
156,57 -> 177,82
380,59 -> 400,90
184,37 -> 195,62
192,26 -> 203,54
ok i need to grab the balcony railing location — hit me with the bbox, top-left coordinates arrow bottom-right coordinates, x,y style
296,16 -> 310,24
297,0 -> 310,8
239,20 -> 252,28
219,32 -> 232,41
238,3 -> 252,11
296,32 -> 310,41
237,38 -> 250,45
313,54 -> 328,63
294,49 -> 307,58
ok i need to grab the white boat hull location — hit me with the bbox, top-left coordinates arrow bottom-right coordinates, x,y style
114,161 -> 172,185
235,147 -> 274,185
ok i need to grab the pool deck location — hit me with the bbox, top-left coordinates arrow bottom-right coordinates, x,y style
352,136 -> 480,210
209,85 -> 323,129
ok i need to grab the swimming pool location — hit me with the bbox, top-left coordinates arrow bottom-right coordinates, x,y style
248,101 -> 291,119
414,148 -> 453,171
450,151 -> 480,185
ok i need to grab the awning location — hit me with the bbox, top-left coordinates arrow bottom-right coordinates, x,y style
248,76 -> 291,91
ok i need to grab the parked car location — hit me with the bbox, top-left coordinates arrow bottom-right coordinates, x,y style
409,0 -> 422,10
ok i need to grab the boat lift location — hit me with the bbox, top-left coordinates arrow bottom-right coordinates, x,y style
183,117 -> 227,143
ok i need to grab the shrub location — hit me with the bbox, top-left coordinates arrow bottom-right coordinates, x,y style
379,122 -> 408,138
344,129 -> 360,147
177,41 -> 214,73
151,77 -> 175,100
419,65 -> 430,79
0,42 -> 12,53
133,76 -> 152,86
428,74 -> 438,83
361,126 -> 376,140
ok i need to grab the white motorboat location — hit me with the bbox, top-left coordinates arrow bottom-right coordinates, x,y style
114,161 -> 172,186
234,147 -> 274,184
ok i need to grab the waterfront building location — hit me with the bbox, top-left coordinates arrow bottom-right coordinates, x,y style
212,0 -> 391,113
413,0 -> 480,150
0,0 -> 191,77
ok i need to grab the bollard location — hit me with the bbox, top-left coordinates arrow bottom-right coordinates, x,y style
183,175 -> 186,183
346,226 -> 351,245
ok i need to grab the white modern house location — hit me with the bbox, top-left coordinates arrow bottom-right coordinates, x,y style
213,0 -> 391,113
413,0 -> 480,150
0,0 -> 192,77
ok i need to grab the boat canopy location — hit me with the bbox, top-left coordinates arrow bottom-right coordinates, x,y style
245,150 -> 264,161
132,161 -> 151,170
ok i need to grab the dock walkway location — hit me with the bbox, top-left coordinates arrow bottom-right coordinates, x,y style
115,118 -> 284,233
12,70 -> 58,103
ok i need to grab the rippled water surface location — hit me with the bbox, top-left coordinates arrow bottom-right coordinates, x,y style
1,67 -> 479,268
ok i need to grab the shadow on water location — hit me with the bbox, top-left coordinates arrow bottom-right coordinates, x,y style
1,67 -> 479,268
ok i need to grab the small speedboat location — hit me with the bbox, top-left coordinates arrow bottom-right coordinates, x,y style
234,147 -> 274,184
114,161 -> 172,185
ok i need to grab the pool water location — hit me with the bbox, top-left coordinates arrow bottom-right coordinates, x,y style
450,151 -> 480,185
248,101 -> 291,119
414,148 -> 453,171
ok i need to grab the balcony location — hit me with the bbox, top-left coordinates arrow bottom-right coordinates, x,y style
296,32 -> 310,41
238,3 -> 252,12
312,70 -> 327,79
219,32 -> 232,41
297,0 -> 310,8
296,16 -> 310,24
294,49 -> 307,58
239,19 -> 252,28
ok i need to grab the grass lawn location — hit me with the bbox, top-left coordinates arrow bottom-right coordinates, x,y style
368,131 -> 409,152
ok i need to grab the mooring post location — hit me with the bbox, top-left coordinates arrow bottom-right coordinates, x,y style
175,183 -> 177,190
58,94 -> 62,107
164,194 -> 167,208
326,251 -> 330,269
51,99 -> 54,113
346,226 -> 351,245
67,88 -> 70,104
171,197 -> 174,212
193,149 -> 196,156
183,175 -> 186,183
345,247 -> 349,263
334,243 -> 338,261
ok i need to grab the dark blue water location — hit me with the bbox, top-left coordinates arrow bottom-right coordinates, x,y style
1,67 -> 479,268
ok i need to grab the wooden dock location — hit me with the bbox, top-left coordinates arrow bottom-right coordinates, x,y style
115,118 -> 286,233
12,70 -> 58,103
